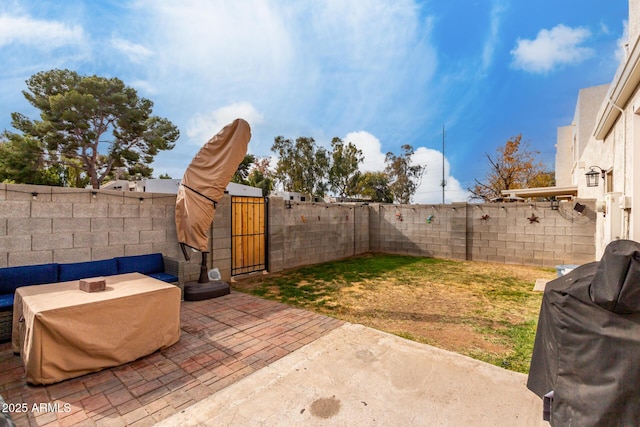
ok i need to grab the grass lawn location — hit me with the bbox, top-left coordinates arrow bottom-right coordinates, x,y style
231,253 -> 557,374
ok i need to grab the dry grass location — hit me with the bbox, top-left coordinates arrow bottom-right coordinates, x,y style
232,253 -> 556,373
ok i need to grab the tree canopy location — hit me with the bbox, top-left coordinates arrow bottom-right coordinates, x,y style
230,154 -> 274,197
3,69 -> 179,188
0,133 -> 64,185
356,171 -> 394,203
245,156 -> 274,197
327,137 -> 363,198
271,136 -> 329,197
385,144 -> 425,204
468,134 -> 554,201
269,137 -> 424,203
231,154 -> 256,184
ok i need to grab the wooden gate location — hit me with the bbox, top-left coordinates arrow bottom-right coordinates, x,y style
231,196 -> 267,276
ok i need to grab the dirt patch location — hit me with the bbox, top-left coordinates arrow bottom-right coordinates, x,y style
335,280 -> 511,355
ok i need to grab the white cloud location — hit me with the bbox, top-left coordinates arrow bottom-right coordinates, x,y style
134,0 -> 293,87
411,147 -> 469,204
131,0 -> 437,153
128,79 -> 158,95
481,0 -> 507,73
511,24 -> 594,73
0,13 -> 85,48
110,37 -> 153,63
344,131 -> 386,173
186,102 -> 265,146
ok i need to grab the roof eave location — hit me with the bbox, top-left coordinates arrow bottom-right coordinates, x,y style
594,34 -> 640,140
501,186 -> 578,199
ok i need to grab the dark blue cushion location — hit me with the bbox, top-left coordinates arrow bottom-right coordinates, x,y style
148,272 -> 178,283
116,253 -> 164,275
0,294 -> 14,311
58,259 -> 118,282
0,263 -> 58,295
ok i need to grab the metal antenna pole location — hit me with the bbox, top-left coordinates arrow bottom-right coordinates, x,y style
441,125 -> 446,204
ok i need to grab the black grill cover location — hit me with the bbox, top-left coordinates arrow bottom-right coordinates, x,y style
527,239 -> 640,426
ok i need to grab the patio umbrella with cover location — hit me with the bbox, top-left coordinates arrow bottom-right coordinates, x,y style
175,118 -> 251,278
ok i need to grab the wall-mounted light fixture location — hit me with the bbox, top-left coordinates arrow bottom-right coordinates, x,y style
585,166 -> 605,187
31,191 -> 38,200
550,200 -> 560,210
574,202 -> 586,213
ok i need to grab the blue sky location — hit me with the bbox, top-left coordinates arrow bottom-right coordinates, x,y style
0,0 -> 629,203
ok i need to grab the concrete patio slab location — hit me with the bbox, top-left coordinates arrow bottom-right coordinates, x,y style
534,278 -> 549,292
158,323 -> 548,427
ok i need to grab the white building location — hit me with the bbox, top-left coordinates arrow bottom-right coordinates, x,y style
505,0 -> 640,259
270,191 -> 322,202
572,0 -> 640,257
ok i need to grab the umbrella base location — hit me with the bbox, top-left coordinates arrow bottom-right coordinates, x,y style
184,280 -> 230,301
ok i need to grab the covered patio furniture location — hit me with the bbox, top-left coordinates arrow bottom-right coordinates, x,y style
528,239 -> 640,426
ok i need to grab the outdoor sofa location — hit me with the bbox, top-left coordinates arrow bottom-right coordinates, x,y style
0,253 -> 184,342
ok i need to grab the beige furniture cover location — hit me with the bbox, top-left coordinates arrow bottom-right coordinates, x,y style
12,273 -> 180,385
175,118 -> 251,252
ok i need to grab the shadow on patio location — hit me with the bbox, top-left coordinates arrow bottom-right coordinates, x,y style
0,292 -> 344,427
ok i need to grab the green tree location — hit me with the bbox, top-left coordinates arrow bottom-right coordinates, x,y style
385,144 -> 424,204
0,132 -> 65,185
158,173 -> 172,179
231,154 -> 255,184
328,137 -> 363,198
5,69 -> 179,189
272,136 -> 329,197
356,171 -> 394,203
468,134 -> 551,201
64,157 -> 91,188
246,156 -> 274,197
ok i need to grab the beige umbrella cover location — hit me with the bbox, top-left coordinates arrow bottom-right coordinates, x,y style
175,118 -> 251,252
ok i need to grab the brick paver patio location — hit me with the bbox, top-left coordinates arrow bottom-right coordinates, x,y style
0,291 -> 344,426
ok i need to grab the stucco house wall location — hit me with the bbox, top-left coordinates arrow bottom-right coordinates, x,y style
554,0 -> 640,258
555,125 -> 573,187
629,0 -> 640,44
571,85 -> 610,171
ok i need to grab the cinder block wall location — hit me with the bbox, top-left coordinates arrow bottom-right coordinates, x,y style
369,202 -> 468,260
0,184 -> 597,277
268,198 -> 370,272
0,183 -> 204,280
465,200 -> 596,266
368,200 -> 596,267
